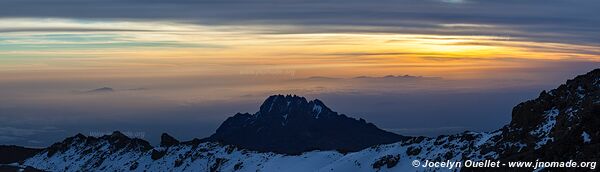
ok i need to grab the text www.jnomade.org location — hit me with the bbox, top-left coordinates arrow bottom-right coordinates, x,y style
412,159 -> 596,170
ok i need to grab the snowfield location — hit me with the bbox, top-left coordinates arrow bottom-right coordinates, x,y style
24,131 -> 505,172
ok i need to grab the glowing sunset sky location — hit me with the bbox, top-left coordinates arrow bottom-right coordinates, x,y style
0,0 -> 599,146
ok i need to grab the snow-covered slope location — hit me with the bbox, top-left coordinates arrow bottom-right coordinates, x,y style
24,131 -> 501,172
22,68 -> 600,172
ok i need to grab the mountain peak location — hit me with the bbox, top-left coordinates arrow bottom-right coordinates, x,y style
44,131 -> 152,159
257,94 -> 332,120
160,133 -> 180,147
207,94 -> 405,154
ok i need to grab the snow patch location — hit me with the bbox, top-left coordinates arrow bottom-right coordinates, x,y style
282,114 -> 289,126
475,131 -> 500,147
313,104 -> 323,119
530,107 -> 559,149
268,96 -> 278,112
582,131 -> 591,143
576,86 -> 585,99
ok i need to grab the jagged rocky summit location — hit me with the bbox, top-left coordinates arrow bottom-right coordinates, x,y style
206,95 -> 406,154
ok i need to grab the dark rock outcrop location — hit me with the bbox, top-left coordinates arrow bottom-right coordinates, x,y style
464,68 -> 600,171
372,154 -> 401,169
494,69 -> 600,164
160,133 -> 180,147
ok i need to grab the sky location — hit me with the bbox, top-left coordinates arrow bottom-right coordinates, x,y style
1,0 -> 599,147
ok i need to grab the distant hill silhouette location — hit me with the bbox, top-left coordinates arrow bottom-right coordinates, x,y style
83,87 -> 115,94
0,145 -> 42,164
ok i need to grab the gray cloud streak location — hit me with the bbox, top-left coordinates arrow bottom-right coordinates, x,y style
0,0 -> 598,45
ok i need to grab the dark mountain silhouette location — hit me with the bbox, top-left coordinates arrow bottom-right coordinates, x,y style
83,87 -> 114,94
160,133 -> 180,147
44,131 -> 152,158
205,95 -> 407,154
0,145 -> 42,164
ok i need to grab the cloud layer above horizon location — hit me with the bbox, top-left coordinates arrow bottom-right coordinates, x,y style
1,0 -> 599,45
